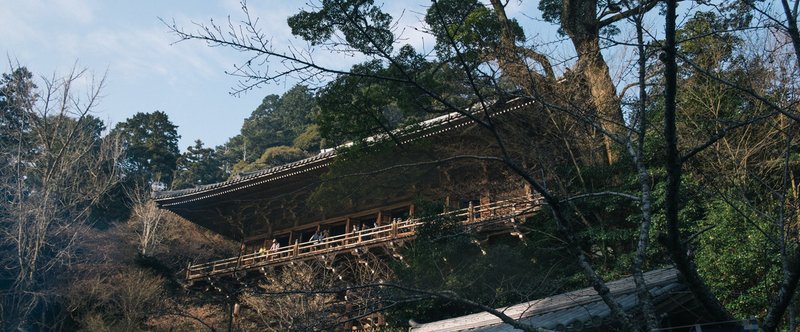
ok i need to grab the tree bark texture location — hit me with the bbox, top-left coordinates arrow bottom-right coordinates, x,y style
562,0 -> 623,164
662,0 -> 734,324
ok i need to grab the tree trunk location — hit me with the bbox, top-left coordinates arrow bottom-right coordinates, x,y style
488,0 -> 554,95
662,0 -> 734,324
763,250 -> 800,331
562,0 -> 623,164
630,9 -> 659,330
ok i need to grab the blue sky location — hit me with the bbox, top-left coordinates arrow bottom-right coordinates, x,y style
1,0 -> 558,150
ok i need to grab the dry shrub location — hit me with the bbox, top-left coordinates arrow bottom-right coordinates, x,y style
80,313 -> 114,332
154,212 -> 238,270
67,269 -> 164,331
237,254 -> 393,331
109,208 -> 236,272
146,303 -> 227,331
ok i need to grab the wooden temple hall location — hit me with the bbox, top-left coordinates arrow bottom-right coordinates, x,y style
153,98 -> 548,282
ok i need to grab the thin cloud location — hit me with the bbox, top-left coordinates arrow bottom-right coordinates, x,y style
53,0 -> 95,24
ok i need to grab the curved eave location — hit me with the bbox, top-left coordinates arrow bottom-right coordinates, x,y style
153,98 -> 537,209
153,151 -> 335,208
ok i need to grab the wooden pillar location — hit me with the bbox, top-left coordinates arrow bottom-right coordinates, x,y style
345,217 -> 352,244
293,239 -> 299,257
409,204 -> 415,218
232,303 -> 240,328
525,182 -> 534,207
481,193 -> 491,217
235,241 -> 245,268
468,201 -> 474,223
444,195 -> 451,213
227,301 -> 235,332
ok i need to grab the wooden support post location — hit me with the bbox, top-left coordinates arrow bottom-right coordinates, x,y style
293,239 -> 299,257
481,194 -> 491,217
409,204 -> 415,218
345,217 -> 351,244
525,182 -> 534,208
391,219 -> 398,238
232,303 -> 240,328
468,201 -> 474,223
236,241 -> 245,269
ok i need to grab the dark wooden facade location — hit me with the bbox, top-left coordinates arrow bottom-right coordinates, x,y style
154,98 -> 562,281
156,99 -> 540,239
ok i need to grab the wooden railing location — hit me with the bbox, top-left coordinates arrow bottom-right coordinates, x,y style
185,195 -> 543,281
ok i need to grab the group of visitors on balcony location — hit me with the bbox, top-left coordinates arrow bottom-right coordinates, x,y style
352,222 -> 377,241
309,230 -> 329,243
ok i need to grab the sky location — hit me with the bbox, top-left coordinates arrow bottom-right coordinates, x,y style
0,0 -> 554,150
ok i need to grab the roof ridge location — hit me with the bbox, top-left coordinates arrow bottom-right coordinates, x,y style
154,98 -> 535,203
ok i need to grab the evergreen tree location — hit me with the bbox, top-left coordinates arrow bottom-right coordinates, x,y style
111,111 -> 180,185
172,140 -> 225,189
0,67 -> 38,177
219,84 -> 317,173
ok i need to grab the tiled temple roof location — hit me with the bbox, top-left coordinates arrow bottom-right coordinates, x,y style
409,268 -> 685,332
153,98 -> 536,207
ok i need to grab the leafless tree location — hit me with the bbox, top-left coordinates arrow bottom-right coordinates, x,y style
126,183 -> 166,256
0,63 -> 122,330
657,2 -> 800,330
